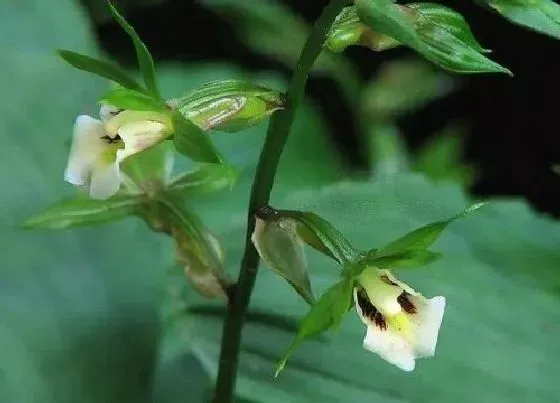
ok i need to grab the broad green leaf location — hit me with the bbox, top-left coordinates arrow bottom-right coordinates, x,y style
379,202 -> 487,254
22,195 -> 141,229
366,248 -> 442,269
483,0 -> 560,40
276,279 -> 351,376
108,1 -> 159,97
186,174 -> 560,402
278,210 -> 359,264
253,218 -> 315,304
171,110 -> 223,164
0,1 -> 167,402
57,49 -> 143,91
168,163 -> 237,194
355,0 -> 510,74
99,87 -> 168,111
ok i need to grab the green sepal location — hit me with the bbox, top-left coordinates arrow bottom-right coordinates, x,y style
57,50 -> 143,92
379,202 -> 487,254
276,276 -> 354,376
99,88 -> 168,112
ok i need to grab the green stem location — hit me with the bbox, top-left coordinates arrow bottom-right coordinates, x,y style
211,1 -> 349,401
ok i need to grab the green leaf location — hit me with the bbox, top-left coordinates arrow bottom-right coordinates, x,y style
107,1 -> 159,97
276,279 -> 352,376
366,248 -> 442,269
99,87 -> 168,112
186,174 -> 560,402
171,110 -> 223,164
22,195 -> 140,229
278,210 -> 359,264
253,218 -> 315,305
355,0 -> 510,74
57,49 -> 143,91
168,163 -> 237,194
483,0 -> 560,40
379,202 -> 487,254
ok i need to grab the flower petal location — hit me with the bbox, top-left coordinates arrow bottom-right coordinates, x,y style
410,295 -> 446,358
64,115 -> 106,186
89,161 -> 121,199
115,120 -> 167,162
363,322 -> 416,372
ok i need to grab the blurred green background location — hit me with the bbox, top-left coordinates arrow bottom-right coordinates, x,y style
1,1 -> 560,402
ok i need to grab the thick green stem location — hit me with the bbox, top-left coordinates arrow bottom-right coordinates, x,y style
211,1 -> 349,401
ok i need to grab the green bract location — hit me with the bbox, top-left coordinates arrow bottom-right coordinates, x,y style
354,0 -> 511,74
21,195 -> 141,229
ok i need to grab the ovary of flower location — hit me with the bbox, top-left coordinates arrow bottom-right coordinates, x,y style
354,268 -> 445,372
64,107 -> 170,200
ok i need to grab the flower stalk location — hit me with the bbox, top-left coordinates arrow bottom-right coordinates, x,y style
211,1 -> 350,401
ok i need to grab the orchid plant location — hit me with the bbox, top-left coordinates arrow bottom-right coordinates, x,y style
23,0 -> 560,401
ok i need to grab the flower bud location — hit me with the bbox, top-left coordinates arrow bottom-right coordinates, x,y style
175,229 -> 227,300
170,80 -> 285,133
251,217 -> 314,304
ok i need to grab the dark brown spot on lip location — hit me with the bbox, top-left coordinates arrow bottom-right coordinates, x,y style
357,289 -> 387,330
380,274 -> 398,286
101,134 -> 122,144
397,292 -> 416,314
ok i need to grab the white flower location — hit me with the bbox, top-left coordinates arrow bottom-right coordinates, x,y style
354,268 -> 445,372
64,105 -> 171,199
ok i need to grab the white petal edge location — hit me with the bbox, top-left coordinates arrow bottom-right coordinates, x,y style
89,161 -> 121,199
64,115 -> 106,186
363,322 -> 416,372
99,104 -> 121,122
412,295 -> 446,358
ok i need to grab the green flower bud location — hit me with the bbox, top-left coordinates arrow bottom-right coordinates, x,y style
175,228 -> 227,300
327,6 -> 399,53
251,216 -> 314,304
170,80 -> 285,133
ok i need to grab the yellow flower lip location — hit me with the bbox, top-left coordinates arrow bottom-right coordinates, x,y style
104,110 -> 173,137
